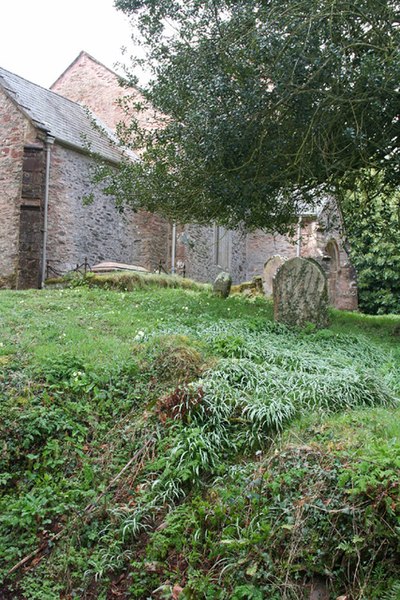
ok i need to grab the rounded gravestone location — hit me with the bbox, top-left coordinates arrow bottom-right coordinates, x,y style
273,257 -> 329,328
263,255 -> 286,297
213,271 -> 232,298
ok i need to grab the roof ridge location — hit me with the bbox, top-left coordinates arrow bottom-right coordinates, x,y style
0,64 -> 95,111
50,50 -> 130,90
0,64 -> 138,164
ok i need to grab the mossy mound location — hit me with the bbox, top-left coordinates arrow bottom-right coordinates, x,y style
45,270 -> 210,292
231,276 -> 264,297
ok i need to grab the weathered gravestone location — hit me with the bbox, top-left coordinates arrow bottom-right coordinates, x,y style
213,271 -> 232,298
273,257 -> 329,328
262,255 -> 286,297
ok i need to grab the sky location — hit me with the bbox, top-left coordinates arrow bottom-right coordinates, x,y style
0,0 -> 144,88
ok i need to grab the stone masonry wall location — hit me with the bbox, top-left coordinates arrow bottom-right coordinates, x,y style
245,208 -> 357,310
51,52 -> 161,133
0,89 -> 39,287
17,146 -> 46,289
46,144 -> 169,274
134,210 -> 170,272
245,229 -> 298,281
50,52 -> 170,272
179,224 -> 247,284
306,207 -> 358,311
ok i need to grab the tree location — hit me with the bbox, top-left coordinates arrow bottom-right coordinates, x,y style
108,0 -> 399,233
341,183 -> 400,314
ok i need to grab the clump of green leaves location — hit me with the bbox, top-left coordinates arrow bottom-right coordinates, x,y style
342,187 -> 400,315
138,408 -> 400,599
89,319 -> 397,589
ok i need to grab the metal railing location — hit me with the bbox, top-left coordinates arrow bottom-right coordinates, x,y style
46,257 -> 91,279
157,260 -> 186,277
46,258 -> 185,279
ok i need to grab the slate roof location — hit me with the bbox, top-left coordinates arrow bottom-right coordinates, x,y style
0,66 -> 136,164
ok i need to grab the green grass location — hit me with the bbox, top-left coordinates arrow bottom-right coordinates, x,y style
330,307 -> 400,347
0,287 -> 271,369
0,286 -> 399,599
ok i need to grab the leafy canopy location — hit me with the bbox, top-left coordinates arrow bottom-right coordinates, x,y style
112,0 -> 400,231
341,183 -> 400,314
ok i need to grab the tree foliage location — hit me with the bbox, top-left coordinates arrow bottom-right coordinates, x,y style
111,0 -> 399,232
341,184 -> 400,314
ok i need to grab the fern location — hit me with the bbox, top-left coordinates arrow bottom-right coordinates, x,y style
383,581 -> 400,600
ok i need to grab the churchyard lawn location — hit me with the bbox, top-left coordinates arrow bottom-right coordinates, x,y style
0,285 -> 399,599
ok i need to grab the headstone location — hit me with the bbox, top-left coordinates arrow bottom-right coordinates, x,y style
273,257 -> 328,328
263,255 -> 286,297
213,271 -> 232,298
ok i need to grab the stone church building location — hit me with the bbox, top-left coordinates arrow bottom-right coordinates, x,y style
0,51 -> 357,309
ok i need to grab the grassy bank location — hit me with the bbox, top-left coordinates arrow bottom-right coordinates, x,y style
0,286 -> 399,599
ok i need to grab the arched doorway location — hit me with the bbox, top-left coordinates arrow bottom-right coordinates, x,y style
325,240 -> 340,306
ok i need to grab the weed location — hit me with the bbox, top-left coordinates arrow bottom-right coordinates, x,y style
0,286 -> 398,598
